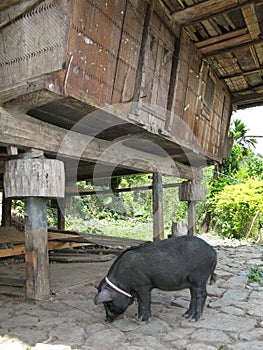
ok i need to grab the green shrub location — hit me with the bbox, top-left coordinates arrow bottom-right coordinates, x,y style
211,179 -> 263,239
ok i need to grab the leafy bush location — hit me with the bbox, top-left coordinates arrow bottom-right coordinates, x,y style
210,179 -> 263,238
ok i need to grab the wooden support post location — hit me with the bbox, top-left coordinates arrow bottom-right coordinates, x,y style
187,201 -> 197,235
152,173 -> 164,241
57,205 -> 65,231
179,180 -> 205,235
56,194 -> 72,231
24,197 -> 49,300
1,192 -> 12,226
4,150 -> 65,300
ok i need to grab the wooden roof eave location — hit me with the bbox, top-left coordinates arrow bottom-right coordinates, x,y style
232,92 -> 263,107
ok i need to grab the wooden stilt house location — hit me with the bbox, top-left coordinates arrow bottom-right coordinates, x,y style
0,0 -> 262,299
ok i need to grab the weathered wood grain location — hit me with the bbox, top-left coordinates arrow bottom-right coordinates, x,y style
4,158 -> 65,198
24,197 -> 49,300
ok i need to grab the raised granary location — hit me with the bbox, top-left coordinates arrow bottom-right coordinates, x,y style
0,0 -> 262,299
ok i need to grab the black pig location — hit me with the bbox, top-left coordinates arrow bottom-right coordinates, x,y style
94,235 -> 216,322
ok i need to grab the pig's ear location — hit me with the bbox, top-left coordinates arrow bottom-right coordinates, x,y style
94,288 -> 113,305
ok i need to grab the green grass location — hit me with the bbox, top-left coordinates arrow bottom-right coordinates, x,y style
66,217 -> 173,241
247,264 -> 263,285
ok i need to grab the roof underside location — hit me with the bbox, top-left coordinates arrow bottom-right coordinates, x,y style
162,0 -> 263,109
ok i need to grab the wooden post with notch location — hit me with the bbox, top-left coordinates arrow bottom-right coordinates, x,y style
4,150 -> 65,300
152,172 -> 164,241
179,180 -> 205,235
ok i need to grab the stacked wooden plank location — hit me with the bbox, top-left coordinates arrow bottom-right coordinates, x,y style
0,226 -> 146,259
0,226 -> 93,258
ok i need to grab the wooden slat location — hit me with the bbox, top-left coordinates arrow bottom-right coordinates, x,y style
0,227 -> 85,245
0,244 -> 26,258
0,227 -> 95,258
48,241 -> 93,251
0,242 -> 93,258
242,4 -> 261,40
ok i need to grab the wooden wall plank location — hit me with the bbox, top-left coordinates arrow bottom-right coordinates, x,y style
112,0 -> 145,104
0,0 -> 68,91
66,0 -> 125,107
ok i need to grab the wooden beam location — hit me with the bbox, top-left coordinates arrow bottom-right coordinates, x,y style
0,107 -> 202,180
152,173 -> 164,241
172,0 -> 237,26
195,28 -> 248,49
203,37 -> 263,57
172,0 -> 263,27
219,67 -> 263,80
198,33 -> 252,55
65,182 -> 181,196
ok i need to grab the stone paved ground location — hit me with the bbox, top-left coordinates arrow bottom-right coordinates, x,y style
0,236 -> 262,350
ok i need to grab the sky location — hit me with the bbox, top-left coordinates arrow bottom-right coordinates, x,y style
231,105 -> 263,156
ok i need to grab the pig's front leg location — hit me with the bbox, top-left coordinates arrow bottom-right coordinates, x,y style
135,288 -> 152,322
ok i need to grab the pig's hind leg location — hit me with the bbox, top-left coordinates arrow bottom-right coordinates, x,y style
184,284 -> 207,321
183,287 -> 196,319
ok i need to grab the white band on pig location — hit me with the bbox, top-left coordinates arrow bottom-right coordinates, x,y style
105,276 -> 132,298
